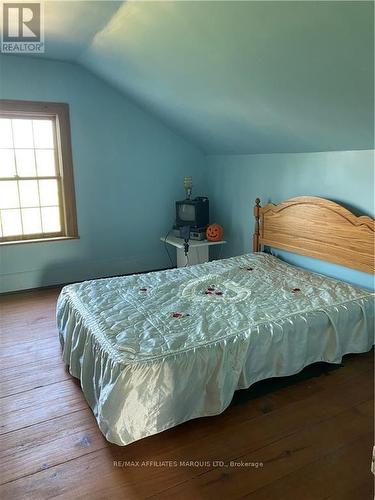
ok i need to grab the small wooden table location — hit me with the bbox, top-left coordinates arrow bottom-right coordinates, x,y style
161,235 -> 227,268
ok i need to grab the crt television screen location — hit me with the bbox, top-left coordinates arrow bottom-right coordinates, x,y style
179,204 -> 196,222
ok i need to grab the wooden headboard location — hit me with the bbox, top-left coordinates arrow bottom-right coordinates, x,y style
253,196 -> 375,274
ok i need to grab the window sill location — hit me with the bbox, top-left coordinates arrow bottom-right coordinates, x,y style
0,236 -> 80,246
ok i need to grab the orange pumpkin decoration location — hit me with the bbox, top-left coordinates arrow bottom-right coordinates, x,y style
206,223 -> 224,242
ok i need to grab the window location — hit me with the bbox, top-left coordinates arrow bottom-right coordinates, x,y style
0,100 -> 78,244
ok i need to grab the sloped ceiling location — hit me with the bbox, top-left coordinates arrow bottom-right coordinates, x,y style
3,1 -> 374,154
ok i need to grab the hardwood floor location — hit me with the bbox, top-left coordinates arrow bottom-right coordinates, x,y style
0,288 -> 373,499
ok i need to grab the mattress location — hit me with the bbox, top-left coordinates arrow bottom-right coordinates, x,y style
57,253 -> 374,445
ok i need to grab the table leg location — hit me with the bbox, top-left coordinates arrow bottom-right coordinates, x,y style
176,245 -> 209,267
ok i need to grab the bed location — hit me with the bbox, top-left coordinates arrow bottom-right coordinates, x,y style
57,196 -> 374,446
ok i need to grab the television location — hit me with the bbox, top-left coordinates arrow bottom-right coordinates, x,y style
175,197 -> 209,229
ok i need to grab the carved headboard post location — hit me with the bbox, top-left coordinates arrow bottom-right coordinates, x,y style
253,198 -> 261,252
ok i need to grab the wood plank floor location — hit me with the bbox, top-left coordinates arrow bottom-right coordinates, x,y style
0,288 -> 373,500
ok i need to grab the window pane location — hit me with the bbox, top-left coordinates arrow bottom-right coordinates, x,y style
1,208 -> 22,236
35,149 -> 56,176
39,179 -> 59,206
0,119 -> 13,148
15,149 -> 36,177
0,180 -> 19,209
19,180 -> 39,207
21,208 -> 42,234
0,149 -> 16,177
41,206 -> 61,233
33,120 -> 54,148
12,119 -> 34,148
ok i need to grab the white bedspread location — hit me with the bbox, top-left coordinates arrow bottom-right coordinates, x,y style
57,253 -> 374,445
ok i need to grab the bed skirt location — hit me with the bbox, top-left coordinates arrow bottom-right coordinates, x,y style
58,292 -> 374,446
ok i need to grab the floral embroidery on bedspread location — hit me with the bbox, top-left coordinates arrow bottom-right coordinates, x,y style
59,253 -> 373,361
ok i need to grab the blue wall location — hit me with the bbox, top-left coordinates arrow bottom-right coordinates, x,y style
0,57 -> 373,292
0,55 -> 207,292
207,150 -> 375,289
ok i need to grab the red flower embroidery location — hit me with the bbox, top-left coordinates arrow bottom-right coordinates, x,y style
171,312 -> 190,318
292,288 -> 301,293
204,288 -> 223,296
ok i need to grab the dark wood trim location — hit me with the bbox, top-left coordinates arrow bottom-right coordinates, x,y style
0,99 -> 79,242
0,235 -> 79,247
55,102 -> 78,238
0,99 -> 71,116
